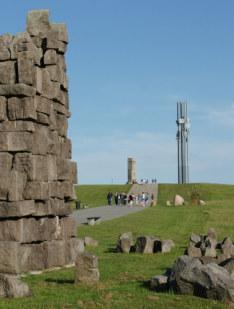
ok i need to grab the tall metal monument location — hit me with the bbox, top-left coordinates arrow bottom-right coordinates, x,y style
176,102 -> 190,184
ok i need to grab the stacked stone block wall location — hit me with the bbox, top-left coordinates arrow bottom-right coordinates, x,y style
0,10 -> 79,274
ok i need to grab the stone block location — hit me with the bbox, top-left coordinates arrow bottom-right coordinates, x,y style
57,158 -> 71,180
0,84 -> 36,97
27,10 -> 51,36
187,245 -> 202,257
41,69 -> 60,100
24,181 -> 49,200
44,240 -> 66,268
0,242 -> 20,274
56,159 -> 68,178
60,216 -> 76,239
46,27 -> 67,53
51,23 -> 68,43
0,274 -> 32,298
57,89 -> 69,106
0,152 -> 13,173
0,61 -> 15,84
35,96 -> 51,115
49,181 -> 63,199
44,49 -> 57,65
66,238 -> 85,264
161,239 -> 175,253
32,67 -> 43,94
59,138 -> 72,159
0,96 -> 7,121
10,32 -> 37,60
135,236 -> 155,254
49,198 -> 72,216
0,200 -> 35,217
36,112 -> 50,125
70,161 -> 77,183
17,52 -> 34,85
54,102 -> 69,117
8,170 -> 27,201
21,217 -> 58,243
19,242 -> 46,272
0,35 -> 12,60
31,126 -> 49,155
8,97 -> 37,120
150,275 -> 168,292
75,253 -> 99,284
47,155 -> 57,181
56,113 -> 68,137
0,121 -> 35,132
61,181 -> 76,200
14,153 -> 47,181
0,132 -> 32,152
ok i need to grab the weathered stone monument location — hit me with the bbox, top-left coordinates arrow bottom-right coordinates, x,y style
0,10 -> 81,274
127,157 -> 136,184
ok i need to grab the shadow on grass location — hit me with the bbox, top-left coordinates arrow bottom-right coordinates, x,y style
45,278 -> 74,284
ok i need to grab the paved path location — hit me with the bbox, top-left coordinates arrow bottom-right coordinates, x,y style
72,183 -> 158,226
72,204 -> 150,225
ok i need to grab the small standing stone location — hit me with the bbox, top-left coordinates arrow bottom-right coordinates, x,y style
75,253 -> 100,284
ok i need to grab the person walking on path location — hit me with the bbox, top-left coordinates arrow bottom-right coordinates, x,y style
114,192 -> 119,206
150,193 -> 156,206
107,192 -> 113,206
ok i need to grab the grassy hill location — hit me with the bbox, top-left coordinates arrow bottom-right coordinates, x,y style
75,184 -> 132,208
2,183 -> 233,308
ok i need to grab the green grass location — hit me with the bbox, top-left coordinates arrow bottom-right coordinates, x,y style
0,183 -> 233,308
75,184 -> 132,208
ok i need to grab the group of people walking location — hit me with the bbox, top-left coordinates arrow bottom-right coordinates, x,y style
107,192 -> 156,207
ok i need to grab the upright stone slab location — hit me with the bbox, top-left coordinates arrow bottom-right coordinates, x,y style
0,10 -> 79,274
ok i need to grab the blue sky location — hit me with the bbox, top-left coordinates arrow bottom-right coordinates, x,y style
1,1 -> 234,184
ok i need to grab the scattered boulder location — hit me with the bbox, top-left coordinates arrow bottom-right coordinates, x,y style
221,237 -> 234,256
150,275 -> 168,292
187,245 -> 202,258
117,232 -> 134,253
0,274 -> 32,298
190,233 -> 201,245
199,256 -> 216,265
116,233 -> 175,255
204,247 -> 217,258
75,252 -> 100,284
174,195 -> 184,206
161,240 -> 175,253
199,200 -> 206,206
135,236 -> 155,254
220,257 -> 234,273
150,230 -> 234,304
84,237 -> 98,247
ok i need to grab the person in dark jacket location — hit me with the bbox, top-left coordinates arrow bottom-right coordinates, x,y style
107,192 -> 113,206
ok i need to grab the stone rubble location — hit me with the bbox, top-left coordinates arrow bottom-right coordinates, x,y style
150,229 -> 234,303
116,233 -> 175,254
0,10 -> 80,275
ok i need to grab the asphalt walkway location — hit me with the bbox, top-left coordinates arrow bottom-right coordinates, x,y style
72,204 -> 149,225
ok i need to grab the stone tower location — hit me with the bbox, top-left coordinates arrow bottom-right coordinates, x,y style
0,10 -> 82,274
127,157 -> 136,184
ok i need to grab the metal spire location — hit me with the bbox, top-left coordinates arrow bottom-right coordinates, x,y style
176,102 -> 190,184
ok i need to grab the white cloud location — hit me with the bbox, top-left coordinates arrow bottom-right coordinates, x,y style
192,102 -> 234,128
